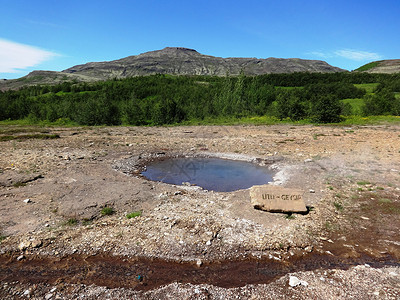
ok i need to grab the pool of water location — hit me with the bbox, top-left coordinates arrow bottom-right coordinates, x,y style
141,157 -> 273,192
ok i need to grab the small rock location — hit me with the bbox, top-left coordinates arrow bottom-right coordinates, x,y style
360,216 -> 370,220
17,255 -> 25,261
304,246 -> 313,252
304,159 -> 313,163
50,287 -> 57,293
309,189 -> 315,193
45,293 -> 53,300
206,240 -> 212,246
196,259 -> 203,267
23,289 -> 31,296
18,240 -> 31,251
45,223 -> 50,227
31,239 -> 42,248
289,275 -> 308,287
23,199 -> 31,203
174,191 -> 183,195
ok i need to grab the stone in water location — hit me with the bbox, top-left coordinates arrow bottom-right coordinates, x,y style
250,185 -> 307,213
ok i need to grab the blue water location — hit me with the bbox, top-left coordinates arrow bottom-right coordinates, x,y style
141,157 -> 273,192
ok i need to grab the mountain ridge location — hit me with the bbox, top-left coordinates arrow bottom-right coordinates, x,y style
63,47 -> 346,79
1,47 -> 346,90
355,59 -> 400,73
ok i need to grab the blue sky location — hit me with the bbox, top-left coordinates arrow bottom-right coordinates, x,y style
1,0 -> 399,79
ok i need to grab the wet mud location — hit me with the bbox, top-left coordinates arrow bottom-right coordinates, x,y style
0,251 -> 397,292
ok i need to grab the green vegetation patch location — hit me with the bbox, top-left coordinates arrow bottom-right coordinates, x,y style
357,181 -> 371,185
354,61 -> 381,72
354,83 -> 379,94
340,98 -> 365,115
101,207 -> 115,216
334,201 -> 344,211
126,211 -> 142,219
0,134 -> 60,142
64,218 -> 78,226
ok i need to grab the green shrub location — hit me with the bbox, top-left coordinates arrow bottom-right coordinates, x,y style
65,218 -> 77,226
101,207 -> 114,216
126,211 -> 142,219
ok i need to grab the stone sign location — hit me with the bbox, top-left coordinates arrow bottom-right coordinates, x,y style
250,185 -> 307,213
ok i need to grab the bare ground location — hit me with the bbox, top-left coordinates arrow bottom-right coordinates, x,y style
0,124 -> 399,299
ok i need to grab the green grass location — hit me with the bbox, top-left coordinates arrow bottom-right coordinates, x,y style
0,133 -> 60,142
340,98 -> 365,115
2,114 -> 400,129
357,181 -> 371,185
354,83 -> 379,93
285,213 -> 295,220
354,61 -> 381,72
65,218 -> 78,226
101,207 -> 114,216
12,181 -> 27,188
339,115 -> 400,125
378,198 -> 392,203
334,201 -> 344,211
0,235 -> 6,243
126,211 -> 142,219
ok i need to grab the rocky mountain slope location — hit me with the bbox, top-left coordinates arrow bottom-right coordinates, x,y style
1,47 -> 346,90
355,59 -> 400,73
63,47 -> 345,79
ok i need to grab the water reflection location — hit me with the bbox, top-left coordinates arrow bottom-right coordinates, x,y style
142,157 -> 273,192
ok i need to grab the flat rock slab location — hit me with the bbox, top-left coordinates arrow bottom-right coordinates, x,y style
250,185 -> 307,213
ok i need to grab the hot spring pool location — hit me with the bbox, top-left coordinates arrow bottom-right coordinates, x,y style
141,157 -> 273,192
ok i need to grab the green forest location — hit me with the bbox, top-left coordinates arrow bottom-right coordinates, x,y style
1,72 -> 400,126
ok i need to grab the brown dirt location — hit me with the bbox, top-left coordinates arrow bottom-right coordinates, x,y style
0,124 -> 399,299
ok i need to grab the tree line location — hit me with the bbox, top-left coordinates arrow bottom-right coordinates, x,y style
1,72 -> 399,125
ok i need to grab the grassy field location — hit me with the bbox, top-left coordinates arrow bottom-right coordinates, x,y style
341,98 -> 365,115
354,83 -> 379,94
1,114 -> 400,129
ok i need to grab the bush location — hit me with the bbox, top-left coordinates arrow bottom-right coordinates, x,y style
311,95 -> 342,123
101,207 -> 114,216
126,211 -> 142,219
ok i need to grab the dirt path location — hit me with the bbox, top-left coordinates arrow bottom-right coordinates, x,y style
0,124 -> 399,298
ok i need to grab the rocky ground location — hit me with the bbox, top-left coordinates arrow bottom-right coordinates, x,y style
0,124 -> 399,299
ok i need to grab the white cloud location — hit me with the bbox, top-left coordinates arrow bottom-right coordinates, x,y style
334,49 -> 382,61
308,51 -> 332,59
0,38 -> 58,73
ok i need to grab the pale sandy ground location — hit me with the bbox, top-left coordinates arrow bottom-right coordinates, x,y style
0,124 -> 399,299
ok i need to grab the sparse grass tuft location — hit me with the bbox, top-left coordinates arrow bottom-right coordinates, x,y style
357,181 -> 370,185
12,181 -> 26,188
126,211 -> 142,219
65,218 -> 77,226
0,133 -> 60,142
378,198 -> 392,204
334,201 -> 344,211
101,207 -> 114,216
285,213 -> 295,220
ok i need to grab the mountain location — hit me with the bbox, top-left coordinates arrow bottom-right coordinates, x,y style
355,59 -> 400,73
1,47 -> 346,90
63,47 -> 345,78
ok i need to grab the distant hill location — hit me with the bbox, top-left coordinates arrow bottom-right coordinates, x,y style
1,47 -> 346,90
355,59 -> 400,73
